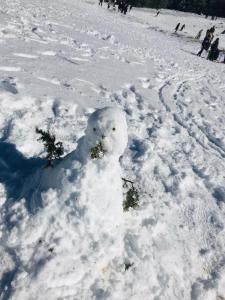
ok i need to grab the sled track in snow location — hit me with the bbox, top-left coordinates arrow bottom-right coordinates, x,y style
158,77 -> 225,160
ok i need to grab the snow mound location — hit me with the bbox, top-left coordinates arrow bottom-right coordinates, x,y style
1,0 -> 225,298
0,106 -> 128,299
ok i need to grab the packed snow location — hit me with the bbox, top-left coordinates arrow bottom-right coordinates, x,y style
131,8 -> 225,50
1,0 -> 225,299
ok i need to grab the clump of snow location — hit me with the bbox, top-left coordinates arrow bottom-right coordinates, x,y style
0,184 -> 6,207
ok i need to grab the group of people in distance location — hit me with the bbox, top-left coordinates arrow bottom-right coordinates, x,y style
99,0 -> 132,15
99,2 -> 224,63
174,21 -> 224,63
197,26 -> 224,63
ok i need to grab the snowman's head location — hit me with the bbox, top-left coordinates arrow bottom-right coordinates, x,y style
85,107 -> 128,159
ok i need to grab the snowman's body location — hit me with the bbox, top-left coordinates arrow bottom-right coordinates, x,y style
78,158 -> 124,229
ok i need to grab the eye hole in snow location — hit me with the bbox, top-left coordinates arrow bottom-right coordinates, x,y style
112,127 -> 116,131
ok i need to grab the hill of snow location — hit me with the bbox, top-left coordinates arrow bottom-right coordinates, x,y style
1,0 -> 225,299
131,8 -> 225,50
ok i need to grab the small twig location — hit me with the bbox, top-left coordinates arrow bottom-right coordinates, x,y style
124,262 -> 134,271
122,177 -> 135,189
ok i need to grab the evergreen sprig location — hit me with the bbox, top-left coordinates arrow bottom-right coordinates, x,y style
122,177 -> 139,211
90,141 -> 107,159
36,127 -> 64,167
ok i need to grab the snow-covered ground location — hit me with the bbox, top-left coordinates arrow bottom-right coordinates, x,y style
131,7 -> 225,50
1,0 -> 225,299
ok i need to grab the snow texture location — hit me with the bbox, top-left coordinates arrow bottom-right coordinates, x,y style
1,0 -> 225,299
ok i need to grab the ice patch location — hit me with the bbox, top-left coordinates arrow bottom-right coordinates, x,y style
38,51 -> 56,56
13,53 -> 38,59
37,76 -> 60,85
0,66 -> 21,72
71,57 -> 90,62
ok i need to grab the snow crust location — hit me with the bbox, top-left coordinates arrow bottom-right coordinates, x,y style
1,0 -> 225,299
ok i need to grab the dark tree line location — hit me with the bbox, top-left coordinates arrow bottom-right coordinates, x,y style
129,0 -> 225,17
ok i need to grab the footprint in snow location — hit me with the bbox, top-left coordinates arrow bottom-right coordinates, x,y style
81,51 -> 93,57
0,77 -> 18,94
138,77 -> 153,89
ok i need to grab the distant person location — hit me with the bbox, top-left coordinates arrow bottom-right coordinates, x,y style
155,10 -> 160,17
118,1 -> 125,13
197,28 -> 214,57
99,0 -> 103,6
180,24 -> 185,31
123,4 -> 128,15
175,23 -> 180,32
120,1 -> 128,15
195,29 -> 203,39
224,54 -> 225,64
209,26 -> 215,33
207,38 -> 220,61
118,1 -> 121,12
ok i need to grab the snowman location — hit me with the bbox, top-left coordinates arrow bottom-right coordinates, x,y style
67,106 -> 128,271
48,106 -> 128,240
71,106 -> 128,228
39,106 -> 128,222
25,106 -> 128,218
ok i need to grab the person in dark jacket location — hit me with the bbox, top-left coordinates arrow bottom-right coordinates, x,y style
207,38 -> 220,61
123,3 -> 128,14
197,29 -> 214,57
155,10 -> 160,17
180,24 -> 185,31
209,26 -> 215,33
99,0 -> 103,6
175,23 -> 180,32
195,29 -> 203,39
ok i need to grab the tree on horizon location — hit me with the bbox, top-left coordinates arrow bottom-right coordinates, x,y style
128,0 -> 225,17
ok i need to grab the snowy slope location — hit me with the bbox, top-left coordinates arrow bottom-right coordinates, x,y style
1,0 -> 225,299
131,8 -> 225,51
